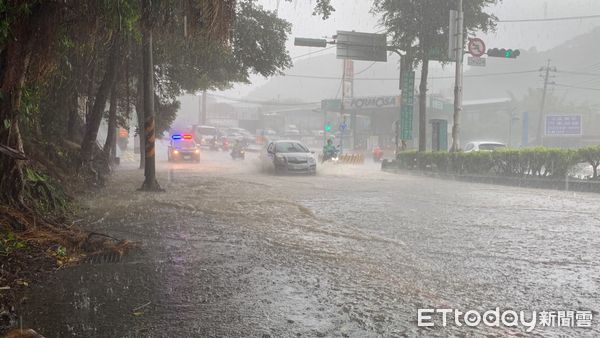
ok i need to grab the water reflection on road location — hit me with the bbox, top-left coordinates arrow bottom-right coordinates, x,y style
18,150 -> 600,337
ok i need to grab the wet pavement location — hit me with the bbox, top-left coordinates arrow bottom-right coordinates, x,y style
16,150 -> 600,337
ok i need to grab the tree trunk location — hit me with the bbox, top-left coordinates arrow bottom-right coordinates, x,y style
85,59 -> 96,123
135,63 -> 145,169
0,38 -> 33,207
66,89 -> 81,142
418,52 -> 430,152
102,76 -> 119,163
80,38 -> 122,163
139,21 -> 162,191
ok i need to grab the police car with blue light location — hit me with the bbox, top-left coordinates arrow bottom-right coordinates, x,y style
168,134 -> 201,162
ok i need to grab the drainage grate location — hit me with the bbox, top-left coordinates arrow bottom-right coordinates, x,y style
85,251 -> 124,264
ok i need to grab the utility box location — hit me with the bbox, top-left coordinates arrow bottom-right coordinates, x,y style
430,119 -> 448,151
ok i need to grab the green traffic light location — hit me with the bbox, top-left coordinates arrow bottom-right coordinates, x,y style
505,49 -> 512,58
325,124 -> 332,132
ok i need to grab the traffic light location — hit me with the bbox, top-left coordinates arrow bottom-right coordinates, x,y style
487,48 -> 520,58
324,123 -> 332,132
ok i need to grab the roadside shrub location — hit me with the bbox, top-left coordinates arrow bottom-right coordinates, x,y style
397,151 -> 418,169
545,148 -> 578,178
577,146 -> 600,179
395,147 -> 591,180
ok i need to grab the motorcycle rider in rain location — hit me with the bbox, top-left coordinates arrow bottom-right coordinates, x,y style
231,139 -> 243,155
322,138 -> 337,163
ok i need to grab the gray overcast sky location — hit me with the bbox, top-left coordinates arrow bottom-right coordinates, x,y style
205,0 -> 600,98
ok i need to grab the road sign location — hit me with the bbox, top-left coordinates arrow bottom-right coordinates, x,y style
400,70 -> 415,140
467,56 -> 486,67
468,38 -> 486,57
294,38 -> 327,48
545,115 -> 582,136
336,31 -> 387,62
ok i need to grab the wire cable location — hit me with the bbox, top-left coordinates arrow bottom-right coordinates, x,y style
281,69 -> 539,81
498,14 -> 600,23
208,93 -> 320,106
292,45 -> 336,61
554,83 -> 600,91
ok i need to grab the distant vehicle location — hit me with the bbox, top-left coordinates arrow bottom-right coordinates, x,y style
231,147 -> 245,160
223,127 -> 254,144
464,141 -> 507,153
194,125 -> 219,147
261,140 -> 316,175
283,129 -> 301,139
168,134 -> 201,162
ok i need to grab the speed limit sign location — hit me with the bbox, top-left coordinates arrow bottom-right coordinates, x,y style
468,38 -> 486,57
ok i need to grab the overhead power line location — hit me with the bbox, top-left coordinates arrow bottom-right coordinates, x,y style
292,45 -> 335,60
554,83 -> 600,91
281,69 -> 539,81
558,70 -> 600,77
208,93 -> 320,106
498,14 -> 600,23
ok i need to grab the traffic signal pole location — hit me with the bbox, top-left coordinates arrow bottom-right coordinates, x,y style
450,0 -> 464,152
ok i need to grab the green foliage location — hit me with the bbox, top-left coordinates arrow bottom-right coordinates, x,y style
55,245 -> 67,257
397,147 -> 586,179
233,1 -> 292,80
23,168 -> 70,214
0,231 -> 27,256
372,0 -> 498,67
311,0 -> 335,20
282,0 -> 334,20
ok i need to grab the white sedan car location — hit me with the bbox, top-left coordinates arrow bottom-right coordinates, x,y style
464,141 -> 507,152
260,140 -> 317,175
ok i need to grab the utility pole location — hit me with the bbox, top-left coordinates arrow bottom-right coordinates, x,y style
340,60 -> 346,155
202,90 -> 207,125
536,59 -> 555,146
450,0 -> 464,152
198,90 -> 207,125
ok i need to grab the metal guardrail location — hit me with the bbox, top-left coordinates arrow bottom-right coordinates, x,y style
318,153 -> 365,165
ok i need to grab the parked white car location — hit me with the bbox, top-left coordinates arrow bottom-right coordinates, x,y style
463,141 -> 506,152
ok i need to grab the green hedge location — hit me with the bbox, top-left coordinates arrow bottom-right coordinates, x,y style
396,146 -> 600,180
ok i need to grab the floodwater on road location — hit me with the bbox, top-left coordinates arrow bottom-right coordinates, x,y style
16,150 -> 600,337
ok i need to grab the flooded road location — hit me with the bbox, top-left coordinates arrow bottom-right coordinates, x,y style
18,150 -> 600,337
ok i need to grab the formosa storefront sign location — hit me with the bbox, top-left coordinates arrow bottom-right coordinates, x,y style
348,96 -> 400,109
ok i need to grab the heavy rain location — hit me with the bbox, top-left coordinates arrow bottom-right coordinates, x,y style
1,1 -> 600,337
